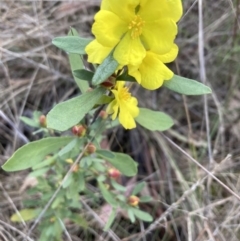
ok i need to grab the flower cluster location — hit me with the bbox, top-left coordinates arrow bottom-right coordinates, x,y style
86,0 -> 182,90
86,0 -> 182,129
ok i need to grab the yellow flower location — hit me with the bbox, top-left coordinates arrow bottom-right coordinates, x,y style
128,44 -> 179,90
86,0 -> 182,67
106,81 -> 139,129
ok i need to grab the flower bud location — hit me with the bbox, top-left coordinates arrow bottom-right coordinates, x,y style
108,168 -> 121,179
71,164 -> 79,173
86,143 -> 96,154
99,110 -> 108,119
65,158 -> 73,164
39,115 -> 47,127
72,125 -> 86,137
101,76 -> 115,88
128,195 -> 140,207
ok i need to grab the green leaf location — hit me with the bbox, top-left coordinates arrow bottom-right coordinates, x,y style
163,75 -> 212,95
58,138 -> 77,157
136,108 -> 174,131
98,181 -> 118,207
68,28 -> 89,93
47,87 -> 105,131
32,154 -> 56,170
29,167 -> 49,177
116,71 -> 136,82
52,36 -> 92,54
111,179 -> 127,192
97,95 -> 113,105
97,150 -> 138,177
73,69 -> 94,81
97,150 -> 115,159
11,209 -> 41,222
92,52 -> 118,85
20,116 -> 39,128
132,182 -> 146,195
131,208 -> 153,222
139,196 -> 152,203
69,214 -> 88,228
127,208 -> 136,223
104,208 -> 116,231
2,137 -> 74,171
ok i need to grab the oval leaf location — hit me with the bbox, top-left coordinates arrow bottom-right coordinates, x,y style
136,108 -> 174,131
11,209 -> 41,222
97,150 -> 138,177
131,208 -> 153,222
92,52 -> 118,85
68,28 -> 89,93
2,137 -> 74,172
52,36 -> 92,54
163,75 -> 212,95
73,69 -> 94,81
47,87 -> 105,131
98,181 -> 118,207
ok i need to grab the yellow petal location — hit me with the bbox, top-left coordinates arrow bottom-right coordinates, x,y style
157,44 -> 179,63
139,52 -> 173,90
106,99 -> 119,120
127,97 -> 139,118
118,102 -> 138,129
85,40 -> 112,64
114,32 -> 146,66
93,10 -> 127,47
128,65 -> 141,84
141,19 -> 177,55
109,0 -> 139,22
139,0 -> 182,22
101,0 -> 110,10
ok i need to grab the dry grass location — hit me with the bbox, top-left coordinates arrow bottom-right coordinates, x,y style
1,0 -> 240,240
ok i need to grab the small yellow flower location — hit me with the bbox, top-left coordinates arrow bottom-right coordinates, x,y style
106,81 -> 139,129
86,0 -> 182,67
128,44 -> 179,90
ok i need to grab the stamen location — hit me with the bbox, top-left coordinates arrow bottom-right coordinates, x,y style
128,15 -> 145,39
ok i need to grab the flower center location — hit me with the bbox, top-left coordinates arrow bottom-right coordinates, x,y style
119,87 -> 131,101
128,15 -> 145,39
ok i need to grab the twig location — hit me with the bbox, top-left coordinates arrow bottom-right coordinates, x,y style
0,220 -> 34,241
162,134 -> 240,201
198,0 -> 213,164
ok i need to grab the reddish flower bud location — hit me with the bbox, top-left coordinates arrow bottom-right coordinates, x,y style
72,125 -> 86,137
99,110 -> 108,119
108,168 -> 121,179
128,195 -> 140,207
39,115 -> 47,127
101,76 -> 115,88
71,164 -> 79,173
86,143 -> 96,154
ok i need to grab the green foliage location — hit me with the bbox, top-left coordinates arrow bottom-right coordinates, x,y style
131,208 -> 153,222
52,36 -> 92,54
97,150 -> 138,177
3,19 -> 214,241
103,208 -> 117,231
92,51 -> 119,85
11,208 -> 41,222
47,87 -> 105,131
73,69 -> 94,81
68,28 -> 89,93
2,137 -> 74,171
164,75 -> 212,95
136,108 -> 174,131
132,182 -> 146,195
